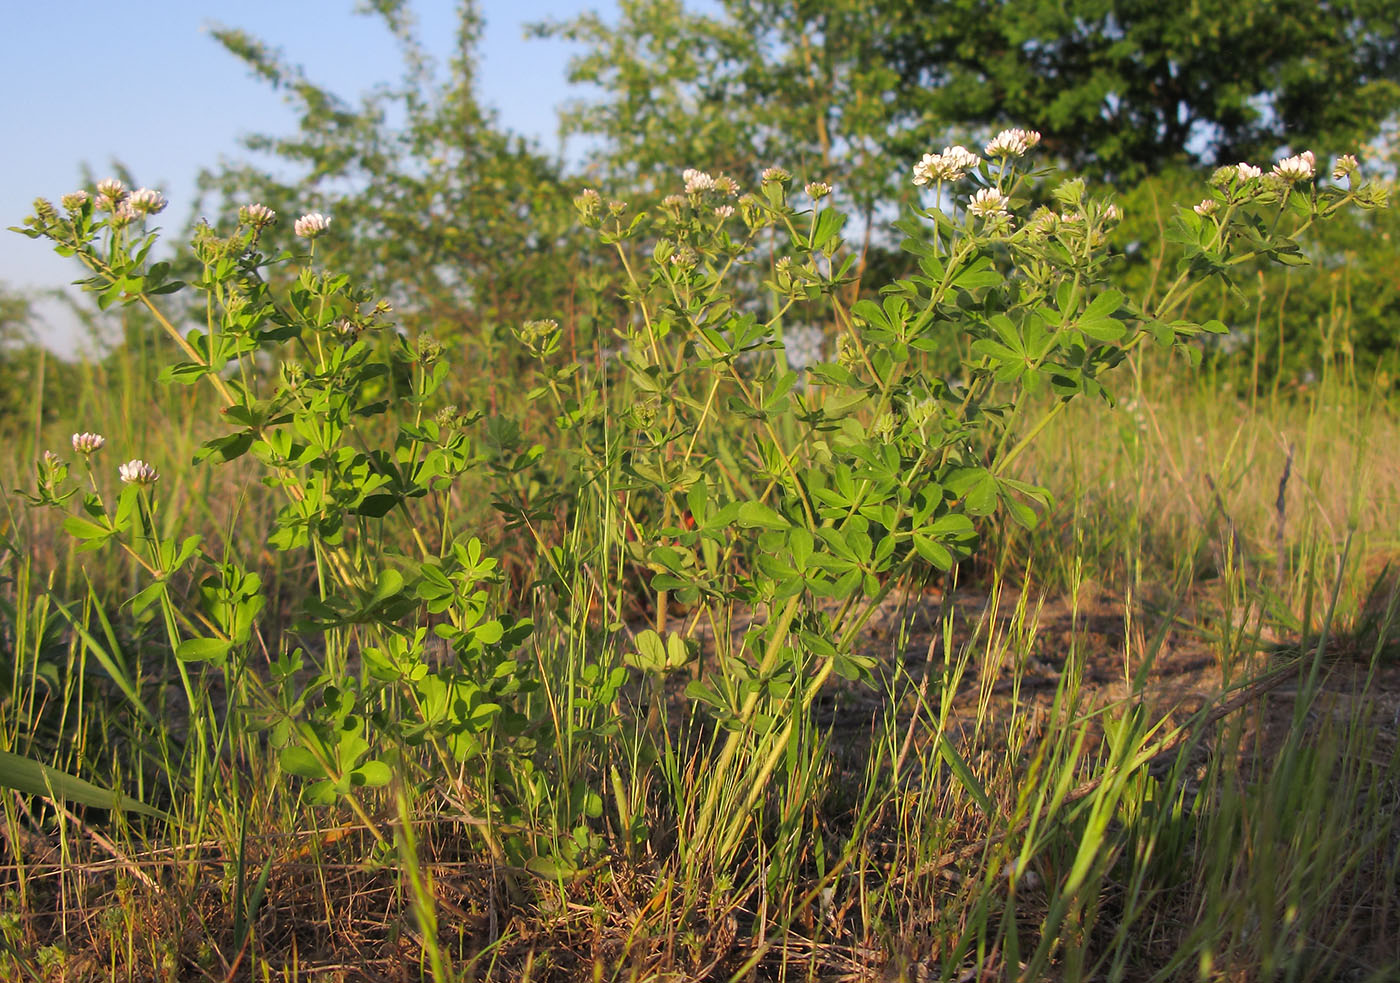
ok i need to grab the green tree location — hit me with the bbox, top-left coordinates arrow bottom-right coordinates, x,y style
198,1 -> 594,366
878,0 -> 1400,181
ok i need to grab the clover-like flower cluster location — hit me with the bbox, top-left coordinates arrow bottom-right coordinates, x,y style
294,212 -> 331,239
71,432 -> 105,454
984,128 -> 1041,158
1272,151 -> 1315,183
967,187 -> 1010,219
119,459 -> 159,486
912,146 -> 982,185
239,203 -> 277,229
128,188 -> 167,215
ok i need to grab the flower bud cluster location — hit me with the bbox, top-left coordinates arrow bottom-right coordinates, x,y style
239,203 -> 277,229
71,432 -> 105,454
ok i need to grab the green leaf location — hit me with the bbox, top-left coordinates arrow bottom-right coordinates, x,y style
175,637 -> 233,665
0,750 -> 166,819
736,501 -> 788,530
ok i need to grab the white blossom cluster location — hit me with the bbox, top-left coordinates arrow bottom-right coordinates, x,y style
912,145 -> 981,185
984,127 -> 1041,158
294,212 -> 331,238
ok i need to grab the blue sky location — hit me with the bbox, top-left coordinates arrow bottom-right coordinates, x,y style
2,1 -> 614,354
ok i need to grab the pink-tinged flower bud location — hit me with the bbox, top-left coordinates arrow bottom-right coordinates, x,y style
119,459 -> 159,485
95,178 -> 127,201
240,203 -> 277,228
71,432 -> 105,454
805,181 -> 832,199
1194,198 -> 1218,216
714,205 -> 736,219
61,191 -> 90,212
293,212 -> 331,239
128,188 -> 167,215
761,166 -> 791,184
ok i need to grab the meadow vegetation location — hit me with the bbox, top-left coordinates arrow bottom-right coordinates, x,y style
1,3 -> 1399,980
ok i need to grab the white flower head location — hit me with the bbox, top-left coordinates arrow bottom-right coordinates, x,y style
95,178 -> 126,201
968,187 -> 1010,219
1194,198 -> 1218,216
713,175 -> 740,197
683,168 -> 716,194
912,145 -> 982,185
714,204 -> 735,219
984,128 -> 1041,158
1235,162 -> 1263,182
128,188 -> 167,215
661,193 -> 686,209
1272,150 -> 1315,183
805,181 -> 832,199
71,432 -> 105,454
294,212 -> 331,239
119,459 -> 159,486
1332,154 -> 1359,180
239,203 -> 277,228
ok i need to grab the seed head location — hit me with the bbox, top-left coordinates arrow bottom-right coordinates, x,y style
119,459 -> 159,486
71,432 -> 105,454
293,212 -> 331,239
